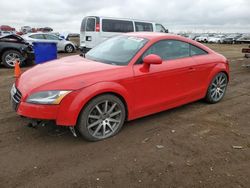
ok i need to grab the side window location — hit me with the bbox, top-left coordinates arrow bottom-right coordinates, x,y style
102,19 -> 134,33
135,22 -> 153,32
86,18 -> 96,32
45,34 -> 59,40
143,40 -> 190,60
156,24 -> 166,33
190,45 -> 208,56
30,34 -> 45,39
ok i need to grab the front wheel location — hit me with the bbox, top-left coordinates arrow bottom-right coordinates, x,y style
205,72 -> 228,103
77,94 -> 126,141
65,44 -> 74,53
2,50 -> 24,68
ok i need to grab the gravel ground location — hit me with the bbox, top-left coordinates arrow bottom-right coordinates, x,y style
0,44 -> 250,188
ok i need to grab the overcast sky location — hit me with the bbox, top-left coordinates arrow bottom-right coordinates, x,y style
0,0 -> 250,33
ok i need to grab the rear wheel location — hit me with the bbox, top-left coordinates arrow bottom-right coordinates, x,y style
205,72 -> 228,103
2,50 -> 24,68
77,94 -> 126,141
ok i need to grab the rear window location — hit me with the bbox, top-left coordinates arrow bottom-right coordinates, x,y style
135,22 -> 153,32
102,19 -> 134,33
86,18 -> 96,32
190,45 -> 208,56
80,18 -> 87,32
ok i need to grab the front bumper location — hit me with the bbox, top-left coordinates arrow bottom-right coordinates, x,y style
20,45 -> 35,64
17,102 -> 59,120
10,85 -> 81,126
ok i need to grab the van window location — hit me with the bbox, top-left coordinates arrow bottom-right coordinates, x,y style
86,18 -> 96,32
135,22 -> 153,32
80,18 -> 87,32
156,24 -> 166,33
102,19 -> 134,33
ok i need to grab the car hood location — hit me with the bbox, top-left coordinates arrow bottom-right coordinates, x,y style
0,34 -> 28,44
16,55 -> 124,96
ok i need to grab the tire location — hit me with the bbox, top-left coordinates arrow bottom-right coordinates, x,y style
65,44 -> 74,53
2,50 -> 24,68
205,72 -> 228,104
77,94 -> 126,141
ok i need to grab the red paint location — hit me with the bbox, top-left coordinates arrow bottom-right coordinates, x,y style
15,33 -> 229,126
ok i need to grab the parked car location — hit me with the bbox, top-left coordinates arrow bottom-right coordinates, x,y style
223,34 -> 242,44
0,31 -> 14,36
187,34 -> 199,40
196,34 -> 215,43
236,35 -> 250,44
80,16 -> 168,53
22,33 -> 76,53
0,25 -> 16,36
208,35 -> 226,43
62,33 -> 80,48
21,26 -> 32,34
195,34 -> 209,43
0,34 -> 34,68
11,32 -> 229,141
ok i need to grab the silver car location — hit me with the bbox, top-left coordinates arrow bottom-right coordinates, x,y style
22,33 -> 76,53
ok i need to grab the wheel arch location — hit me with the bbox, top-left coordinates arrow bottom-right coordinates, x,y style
56,82 -> 133,126
65,43 -> 75,51
205,63 -> 229,94
79,91 -> 129,121
0,47 -> 21,58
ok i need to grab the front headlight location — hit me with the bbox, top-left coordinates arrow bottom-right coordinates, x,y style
26,91 -> 71,105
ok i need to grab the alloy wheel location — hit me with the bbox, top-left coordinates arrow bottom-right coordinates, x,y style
5,52 -> 20,67
209,73 -> 227,102
87,100 -> 122,139
66,45 -> 73,53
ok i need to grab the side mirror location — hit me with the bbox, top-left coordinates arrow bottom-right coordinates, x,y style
59,36 -> 64,40
141,54 -> 162,72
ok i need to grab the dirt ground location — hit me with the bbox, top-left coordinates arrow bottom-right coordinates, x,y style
0,44 -> 250,188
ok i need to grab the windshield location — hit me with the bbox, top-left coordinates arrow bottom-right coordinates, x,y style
85,35 -> 148,65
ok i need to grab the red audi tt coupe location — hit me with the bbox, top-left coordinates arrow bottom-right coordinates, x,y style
11,33 -> 229,141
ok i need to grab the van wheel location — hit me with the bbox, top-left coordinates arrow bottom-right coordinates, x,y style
77,94 -> 126,141
65,44 -> 74,53
205,72 -> 228,103
2,50 -> 24,68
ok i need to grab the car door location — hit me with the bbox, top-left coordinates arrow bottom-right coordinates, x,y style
132,40 -> 195,117
44,34 -> 60,51
85,17 -> 99,49
189,44 -> 215,98
28,34 -> 46,43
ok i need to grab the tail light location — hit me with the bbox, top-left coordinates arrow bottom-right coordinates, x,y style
96,23 -> 100,32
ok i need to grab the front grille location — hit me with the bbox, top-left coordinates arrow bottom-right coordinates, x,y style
11,86 -> 22,111
13,88 -> 22,104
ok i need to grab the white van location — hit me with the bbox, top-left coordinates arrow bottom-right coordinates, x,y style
80,16 -> 168,53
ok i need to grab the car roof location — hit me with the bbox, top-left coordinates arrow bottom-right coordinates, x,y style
86,16 -> 156,23
125,32 -> 214,53
24,32 -> 56,36
125,32 -> 178,39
